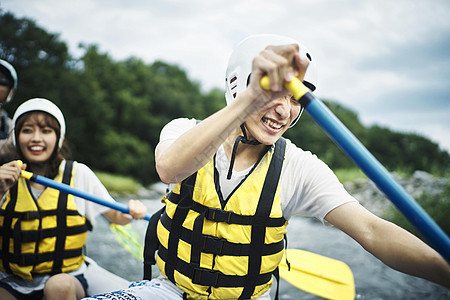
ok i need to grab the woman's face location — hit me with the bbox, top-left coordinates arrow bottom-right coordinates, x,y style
244,95 -> 301,145
18,112 -> 58,164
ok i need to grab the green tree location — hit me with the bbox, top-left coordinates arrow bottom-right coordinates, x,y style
366,126 -> 450,175
0,11 -> 74,111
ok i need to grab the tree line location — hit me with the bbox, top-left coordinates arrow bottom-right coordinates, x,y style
1,11 -> 448,184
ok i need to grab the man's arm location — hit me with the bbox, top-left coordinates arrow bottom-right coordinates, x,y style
155,95 -> 256,184
155,44 -> 309,184
325,201 -> 450,288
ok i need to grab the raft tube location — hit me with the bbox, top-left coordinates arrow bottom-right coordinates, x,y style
84,256 -> 131,296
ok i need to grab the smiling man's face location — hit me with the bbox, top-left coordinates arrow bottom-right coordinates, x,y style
244,95 -> 301,145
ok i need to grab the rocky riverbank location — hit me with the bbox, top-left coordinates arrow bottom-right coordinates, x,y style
343,170 -> 449,217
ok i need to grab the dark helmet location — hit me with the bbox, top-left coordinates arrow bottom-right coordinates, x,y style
0,59 -> 18,104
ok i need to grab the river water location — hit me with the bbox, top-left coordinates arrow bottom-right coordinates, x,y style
86,195 -> 450,299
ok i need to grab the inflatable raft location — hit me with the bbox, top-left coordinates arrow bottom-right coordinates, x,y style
84,256 -> 131,296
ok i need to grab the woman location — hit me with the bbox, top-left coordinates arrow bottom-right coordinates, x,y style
0,98 -> 147,300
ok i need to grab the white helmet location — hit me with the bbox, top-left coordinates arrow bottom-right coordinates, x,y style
225,34 -> 317,127
0,59 -> 18,104
12,98 -> 66,149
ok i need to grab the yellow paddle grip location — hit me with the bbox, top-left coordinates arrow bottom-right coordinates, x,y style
260,75 -> 310,100
16,160 -> 33,180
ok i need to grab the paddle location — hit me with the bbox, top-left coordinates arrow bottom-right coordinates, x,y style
109,223 -> 144,261
18,164 -> 152,221
280,249 -> 354,300
261,76 -> 450,263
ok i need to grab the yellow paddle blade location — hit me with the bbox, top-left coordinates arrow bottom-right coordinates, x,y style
109,223 -> 144,261
279,249 -> 355,300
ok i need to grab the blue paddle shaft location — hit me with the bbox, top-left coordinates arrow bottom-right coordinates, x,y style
304,94 -> 450,263
30,174 -> 151,221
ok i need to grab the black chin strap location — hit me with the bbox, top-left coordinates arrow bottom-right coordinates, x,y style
227,124 -> 260,180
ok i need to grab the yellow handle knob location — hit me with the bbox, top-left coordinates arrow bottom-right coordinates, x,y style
260,76 -> 310,100
16,160 -> 33,180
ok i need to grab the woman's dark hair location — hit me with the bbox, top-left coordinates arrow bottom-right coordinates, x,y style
14,111 -> 72,179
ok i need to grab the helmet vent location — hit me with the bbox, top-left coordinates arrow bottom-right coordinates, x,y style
229,75 -> 238,99
306,53 -> 312,61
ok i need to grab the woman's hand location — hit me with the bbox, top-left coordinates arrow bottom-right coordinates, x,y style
0,161 -> 26,195
126,199 -> 147,220
103,199 -> 148,225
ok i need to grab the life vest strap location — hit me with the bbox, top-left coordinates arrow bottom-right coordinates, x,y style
1,183 -> 18,274
0,210 -> 40,220
158,245 -> 273,288
160,212 -> 284,256
241,138 -> 286,299
143,205 -> 166,280
2,247 -> 84,267
166,194 -> 286,227
165,172 -> 198,283
20,223 -> 89,243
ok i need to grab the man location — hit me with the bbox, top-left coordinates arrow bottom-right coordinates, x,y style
84,34 -> 450,300
0,59 -> 18,162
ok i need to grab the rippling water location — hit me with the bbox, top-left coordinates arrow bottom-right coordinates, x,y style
86,197 -> 450,299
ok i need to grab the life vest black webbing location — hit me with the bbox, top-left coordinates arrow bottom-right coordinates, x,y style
164,196 -> 286,227
240,137 -> 286,299
157,245 -> 274,287
0,183 -> 18,274
159,212 -> 285,256
164,173 -> 197,283
52,160 -> 73,273
143,205 -> 165,280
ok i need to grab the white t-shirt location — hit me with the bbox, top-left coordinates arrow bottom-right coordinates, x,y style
70,161 -> 114,226
160,118 -> 357,223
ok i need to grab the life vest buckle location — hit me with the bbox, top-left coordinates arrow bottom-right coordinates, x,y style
192,268 -> 220,288
21,211 -> 40,220
202,235 -> 225,255
18,253 -> 35,266
205,208 -> 234,224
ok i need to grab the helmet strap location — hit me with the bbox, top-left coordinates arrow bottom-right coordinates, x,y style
226,124 -> 260,180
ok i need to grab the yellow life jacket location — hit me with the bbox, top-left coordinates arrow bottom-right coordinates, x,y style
0,160 -> 89,281
149,138 -> 287,299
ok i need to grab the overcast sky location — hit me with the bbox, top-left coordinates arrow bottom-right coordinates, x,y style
2,0 -> 450,153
